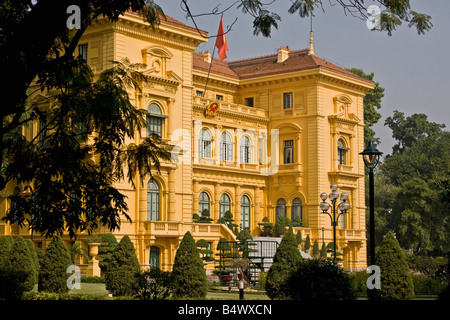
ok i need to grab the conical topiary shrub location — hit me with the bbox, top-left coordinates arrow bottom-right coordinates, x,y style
374,231 -> 415,300
171,231 -> 208,299
99,233 -> 118,274
0,236 -> 13,269
26,239 -> 40,282
9,236 -> 36,291
265,230 -> 302,299
39,236 -> 72,293
105,235 -> 140,297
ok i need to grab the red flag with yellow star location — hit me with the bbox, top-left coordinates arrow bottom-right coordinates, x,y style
215,17 -> 228,60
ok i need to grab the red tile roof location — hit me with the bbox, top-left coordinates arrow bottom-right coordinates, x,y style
193,48 -> 373,85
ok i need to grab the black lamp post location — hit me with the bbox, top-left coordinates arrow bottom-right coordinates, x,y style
320,184 -> 350,266
360,140 -> 383,268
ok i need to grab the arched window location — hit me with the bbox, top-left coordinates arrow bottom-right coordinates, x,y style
199,191 -> 210,215
220,193 -> 231,218
199,129 -> 211,158
240,136 -> 251,163
147,103 -> 166,137
291,198 -> 302,224
241,195 -> 250,230
276,198 -> 286,218
9,187 -> 20,224
220,132 -> 233,161
147,179 -> 160,221
149,246 -> 160,269
338,139 -> 348,165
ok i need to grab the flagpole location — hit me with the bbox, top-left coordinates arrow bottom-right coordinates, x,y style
202,43 -> 216,98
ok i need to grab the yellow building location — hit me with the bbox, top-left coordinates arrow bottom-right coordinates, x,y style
0,12 -> 373,272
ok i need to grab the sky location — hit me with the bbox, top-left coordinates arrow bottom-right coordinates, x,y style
161,1 -> 449,156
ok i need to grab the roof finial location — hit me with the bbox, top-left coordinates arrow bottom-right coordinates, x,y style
308,14 -> 315,55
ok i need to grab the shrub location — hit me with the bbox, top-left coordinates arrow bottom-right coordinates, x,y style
39,236 -> 72,293
0,268 -> 27,300
287,259 -> 356,300
105,235 -> 140,297
26,240 -> 40,282
274,216 -> 291,237
99,234 -> 118,274
265,231 -> 302,300
312,240 -> 319,257
171,231 -> 208,299
134,268 -> 173,300
374,231 -> 415,300
258,217 -> 274,236
80,276 -> 106,283
9,236 -> 36,291
0,236 -> 13,269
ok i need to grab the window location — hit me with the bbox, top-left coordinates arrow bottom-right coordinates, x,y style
338,139 -> 349,165
196,90 -> 203,97
244,97 -> 254,108
9,188 -> 20,224
199,129 -> 211,158
240,136 -> 251,163
86,189 -> 95,221
276,198 -> 286,218
283,92 -> 293,109
147,179 -> 160,221
220,132 -> 233,161
149,246 -> 160,269
284,140 -> 294,164
147,103 -> 166,137
78,43 -> 88,61
220,193 -> 231,218
291,198 -> 302,223
199,192 -> 210,215
216,94 -> 223,101
241,195 -> 250,230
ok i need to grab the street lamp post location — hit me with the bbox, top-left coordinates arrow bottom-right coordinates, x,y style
360,140 -> 383,268
320,184 -> 350,266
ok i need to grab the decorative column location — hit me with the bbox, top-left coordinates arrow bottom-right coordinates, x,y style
254,187 -> 262,228
193,179 -> 199,217
168,169 -> 176,221
166,98 -> 175,137
214,182 -> 220,222
234,184 -> 241,229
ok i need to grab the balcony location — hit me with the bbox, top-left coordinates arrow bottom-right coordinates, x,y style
339,229 -> 365,242
193,96 -> 268,119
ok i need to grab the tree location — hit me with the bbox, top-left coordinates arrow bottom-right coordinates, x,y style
320,242 -> 327,258
265,230 -> 302,300
304,234 -> 311,252
171,231 -> 208,299
134,268 -> 173,300
8,236 -> 36,291
39,236 -> 72,293
99,233 -> 118,274
295,231 -> 302,247
312,240 -> 319,257
105,235 -> 140,297
196,239 -> 214,263
374,231 -> 415,300
68,242 -> 88,264
347,68 -> 384,145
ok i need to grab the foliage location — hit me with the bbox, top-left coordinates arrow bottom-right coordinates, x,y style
193,209 -> 213,223
39,236 -> 72,293
412,274 -> 447,296
68,242 -> 88,264
258,216 -> 274,236
0,268 -> 27,300
303,234 -> 311,251
287,259 -> 356,300
265,231 -> 302,300
378,112 -> 449,254
320,242 -> 327,258
347,68 -> 384,145
99,233 -> 118,274
196,239 -> 214,263
274,215 -> 292,237
80,276 -> 106,283
171,231 -> 208,299
312,240 -> 319,257
134,268 -> 173,300
374,231 -> 415,300
0,236 -> 13,269
26,239 -> 40,282
407,253 -> 448,281
105,235 -> 140,297
9,236 -> 36,291
218,210 -> 238,232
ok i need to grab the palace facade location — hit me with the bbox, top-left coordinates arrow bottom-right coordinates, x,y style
0,12 -> 373,272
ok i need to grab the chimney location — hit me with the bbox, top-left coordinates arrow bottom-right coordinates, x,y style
203,50 -> 211,63
277,46 -> 291,63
